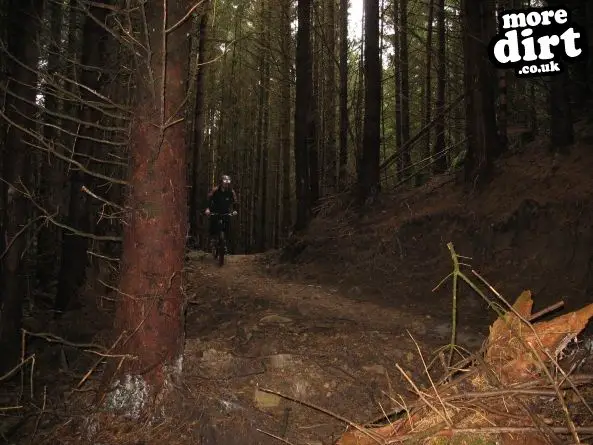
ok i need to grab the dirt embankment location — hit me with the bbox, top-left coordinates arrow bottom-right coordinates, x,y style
267,130 -> 593,336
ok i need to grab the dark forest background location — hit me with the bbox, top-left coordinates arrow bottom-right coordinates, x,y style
0,0 -> 592,440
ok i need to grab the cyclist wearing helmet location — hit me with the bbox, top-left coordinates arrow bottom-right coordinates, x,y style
205,174 -> 238,250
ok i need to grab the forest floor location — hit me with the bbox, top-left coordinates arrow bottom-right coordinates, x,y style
178,251 -> 486,444
3,121 -> 593,444
176,120 -> 593,444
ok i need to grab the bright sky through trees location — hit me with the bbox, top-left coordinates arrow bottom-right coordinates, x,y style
348,2 -> 395,63
350,1 -> 363,39
290,2 -> 364,42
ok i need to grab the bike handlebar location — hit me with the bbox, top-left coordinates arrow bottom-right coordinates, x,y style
206,211 -> 237,216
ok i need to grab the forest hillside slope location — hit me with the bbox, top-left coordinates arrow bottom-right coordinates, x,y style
265,120 -> 593,334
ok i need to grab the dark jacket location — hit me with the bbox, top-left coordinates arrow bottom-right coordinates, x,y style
207,186 -> 237,214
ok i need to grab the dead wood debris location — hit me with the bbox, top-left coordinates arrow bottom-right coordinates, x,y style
336,290 -> 593,445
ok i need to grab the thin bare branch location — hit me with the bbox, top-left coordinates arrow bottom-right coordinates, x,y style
0,215 -> 48,260
76,332 -> 126,389
40,120 -> 128,151
1,82 -> 129,133
0,355 -> 35,382
258,387 -> 383,444
0,109 -> 128,185
395,363 -> 453,427
78,0 -> 122,11
0,39 -> 131,116
166,0 -> 207,34
23,330 -> 106,352
87,250 -> 120,262
7,106 -> 129,167
74,0 -> 148,54
5,180 -> 123,242
81,185 -> 125,210
138,1 -> 156,102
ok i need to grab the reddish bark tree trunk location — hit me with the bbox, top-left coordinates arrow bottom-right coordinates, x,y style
102,0 -> 191,416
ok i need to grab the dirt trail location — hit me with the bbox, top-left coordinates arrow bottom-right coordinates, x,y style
180,252 -> 486,444
185,252 -> 484,346
207,255 -> 424,332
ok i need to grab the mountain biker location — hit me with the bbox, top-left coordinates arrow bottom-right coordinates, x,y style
204,174 -> 238,251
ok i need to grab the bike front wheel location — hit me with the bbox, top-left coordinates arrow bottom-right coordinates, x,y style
218,232 -> 225,266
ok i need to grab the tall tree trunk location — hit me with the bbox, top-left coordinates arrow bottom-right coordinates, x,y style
281,0 -> 292,238
358,0 -> 381,201
215,92 -> 225,175
587,0 -> 593,117
567,0 -> 591,114
325,0 -> 337,193
0,1 -> 7,256
546,0 -> 574,151
393,0 -> 403,178
423,0 -> 434,170
338,0 -> 349,189
451,40 -> 464,151
258,0 -> 270,251
462,0 -> 499,186
379,0 -> 386,170
433,0 -> 447,173
189,6 -> 210,249
294,0 -> 313,231
529,82 -> 537,133
54,2 -> 111,316
0,0 -> 6,242
253,50 -> 264,248
227,2 -> 245,254
354,20 -> 364,180
497,70 -> 508,151
314,4 -> 324,195
308,72 -> 320,211
37,0 -> 65,292
399,0 -> 411,178
248,111 -> 257,251
0,0 -> 42,372
102,0 -> 191,416
549,73 -> 574,152
495,0 -> 509,153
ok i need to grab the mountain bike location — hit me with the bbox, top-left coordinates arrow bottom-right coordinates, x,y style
207,211 -> 236,266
